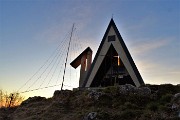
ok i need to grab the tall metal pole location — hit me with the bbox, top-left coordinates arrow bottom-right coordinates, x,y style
61,24 -> 75,90
110,46 -> 113,85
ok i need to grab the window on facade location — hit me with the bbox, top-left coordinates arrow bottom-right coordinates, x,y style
108,35 -> 116,42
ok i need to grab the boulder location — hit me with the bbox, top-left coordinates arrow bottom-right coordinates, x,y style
88,90 -> 104,100
118,84 -> 136,95
138,87 -> 151,96
171,93 -> 180,118
83,112 -> 97,120
118,84 -> 151,96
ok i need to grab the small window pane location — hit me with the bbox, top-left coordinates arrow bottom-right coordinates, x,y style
108,35 -> 116,42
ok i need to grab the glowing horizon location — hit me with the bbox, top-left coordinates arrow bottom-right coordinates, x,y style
1,0 -> 179,98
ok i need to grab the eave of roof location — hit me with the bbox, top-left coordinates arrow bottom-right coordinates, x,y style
70,47 -> 92,69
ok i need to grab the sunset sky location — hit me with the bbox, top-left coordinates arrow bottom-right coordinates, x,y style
0,0 -> 179,98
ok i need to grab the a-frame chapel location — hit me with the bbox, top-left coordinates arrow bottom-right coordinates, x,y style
70,18 -> 145,88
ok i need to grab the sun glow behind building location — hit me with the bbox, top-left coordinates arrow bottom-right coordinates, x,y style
0,0 -> 179,98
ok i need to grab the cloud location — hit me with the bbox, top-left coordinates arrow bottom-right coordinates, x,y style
129,38 -> 172,56
136,58 -> 180,85
168,71 -> 180,75
34,3 -> 94,44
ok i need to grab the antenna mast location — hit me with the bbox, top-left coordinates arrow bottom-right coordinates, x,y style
61,24 -> 75,90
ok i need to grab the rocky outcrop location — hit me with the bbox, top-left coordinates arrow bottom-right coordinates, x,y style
118,84 -> 151,96
88,90 -> 104,100
172,93 -> 180,118
10,96 -> 49,120
0,84 -> 179,120
83,112 -> 97,120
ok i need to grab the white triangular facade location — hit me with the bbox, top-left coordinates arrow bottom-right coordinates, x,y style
82,19 -> 144,87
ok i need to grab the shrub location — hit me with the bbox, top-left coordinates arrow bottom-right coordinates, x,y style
96,94 -> 112,107
124,102 -> 138,109
158,105 -> 170,112
102,86 -> 118,95
147,102 -> 159,111
119,109 -> 142,120
140,110 -> 153,120
0,90 -> 24,108
159,93 -> 173,105
157,84 -> 179,95
127,93 -> 151,107
97,111 -> 111,120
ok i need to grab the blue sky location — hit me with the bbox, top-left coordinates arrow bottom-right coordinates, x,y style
0,0 -> 179,98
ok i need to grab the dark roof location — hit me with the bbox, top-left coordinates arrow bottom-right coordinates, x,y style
82,18 -> 144,87
70,47 -> 92,69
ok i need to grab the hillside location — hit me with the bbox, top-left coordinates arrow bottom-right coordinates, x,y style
0,84 -> 180,120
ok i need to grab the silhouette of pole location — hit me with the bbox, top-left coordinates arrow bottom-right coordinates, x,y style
61,24 -> 75,91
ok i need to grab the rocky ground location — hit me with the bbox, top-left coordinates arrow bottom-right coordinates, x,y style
0,84 -> 180,120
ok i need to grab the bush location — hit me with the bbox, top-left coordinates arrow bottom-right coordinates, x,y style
157,84 -> 179,95
159,93 -> 173,104
97,111 -> 111,120
0,90 -> 24,108
158,105 -> 170,112
96,94 -> 112,107
124,102 -> 138,109
119,109 -> 142,120
102,86 -> 118,95
127,93 -> 151,107
140,110 -> 153,120
112,96 -> 126,108
147,102 -> 159,111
